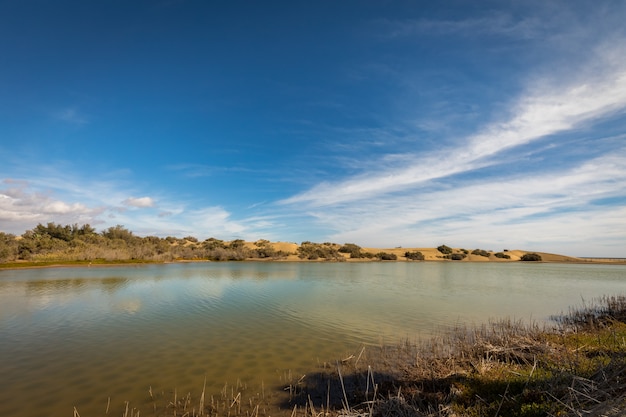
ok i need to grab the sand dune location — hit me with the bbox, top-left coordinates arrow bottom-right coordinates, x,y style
241,241 -> 596,263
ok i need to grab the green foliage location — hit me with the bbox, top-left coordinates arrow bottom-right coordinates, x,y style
404,251 -> 425,261
0,232 -> 17,262
228,239 -> 245,249
338,243 -> 360,253
203,238 -> 225,250
339,243 -> 367,258
102,225 -> 135,243
0,223 -> 289,263
247,240 -> 289,259
471,249 -> 490,257
437,244 -> 453,254
495,252 -> 511,259
444,253 -> 466,260
375,252 -> 397,260
521,253 -> 542,261
297,242 -> 343,261
33,222 -> 73,241
254,239 -> 270,247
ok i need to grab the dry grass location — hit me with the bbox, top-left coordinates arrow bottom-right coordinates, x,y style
286,295 -> 626,417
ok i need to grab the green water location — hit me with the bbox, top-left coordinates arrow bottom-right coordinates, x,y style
0,261 -> 625,416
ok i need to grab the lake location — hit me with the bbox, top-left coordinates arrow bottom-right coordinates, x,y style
1,261 -> 625,416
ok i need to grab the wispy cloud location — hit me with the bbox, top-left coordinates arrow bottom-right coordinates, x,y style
123,196 -> 155,208
312,148 -> 626,254
281,43 -> 626,208
383,12 -> 543,40
275,35 -> 626,256
167,163 -> 268,178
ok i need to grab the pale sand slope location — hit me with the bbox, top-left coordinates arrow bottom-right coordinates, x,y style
238,241 -> 586,262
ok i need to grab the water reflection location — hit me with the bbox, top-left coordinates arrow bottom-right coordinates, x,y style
0,262 -> 625,417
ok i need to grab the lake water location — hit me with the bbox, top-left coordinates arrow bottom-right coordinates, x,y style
1,261 -> 625,416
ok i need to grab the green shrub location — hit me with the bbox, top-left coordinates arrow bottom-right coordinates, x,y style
376,252 -> 397,261
444,253 -> 466,260
437,245 -> 453,254
297,242 -> 343,260
404,251 -> 425,261
339,243 -> 364,258
471,249 -> 490,257
520,253 -> 542,262
495,252 -> 511,259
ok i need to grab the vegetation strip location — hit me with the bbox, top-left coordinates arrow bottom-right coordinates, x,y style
1,222 -> 607,267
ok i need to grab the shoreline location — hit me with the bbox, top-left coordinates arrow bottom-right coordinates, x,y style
2,254 -> 625,270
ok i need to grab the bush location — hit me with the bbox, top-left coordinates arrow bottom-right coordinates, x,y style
444,253 -> 466,261
228,239 -> 245,249
437,245 -> 453,254
203,238 -> 225,250
339,243 -> 363,258
0,232 -> 18,262
376,252 -> 397,261
471,249 -> 490,257
297,242 -> 343,261
102,225 -> 135,243
521,253 -> 542,262
404,251 -> 425,261
495,252 -> 511,259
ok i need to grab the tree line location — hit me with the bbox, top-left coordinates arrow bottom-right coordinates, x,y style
0,223 -> 289,263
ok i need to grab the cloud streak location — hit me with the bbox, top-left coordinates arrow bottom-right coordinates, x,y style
123,196 -> 155,208
309,148 -> 626,255
281,44 -> 626,208
383,12 -> 543,40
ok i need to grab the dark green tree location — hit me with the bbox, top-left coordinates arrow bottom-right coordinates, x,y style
437,245 -> 453,254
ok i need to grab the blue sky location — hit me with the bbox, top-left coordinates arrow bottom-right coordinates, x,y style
1,0 -> 625,257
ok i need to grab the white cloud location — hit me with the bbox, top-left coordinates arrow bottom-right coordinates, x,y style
276,35 -> 626,256
294,149 -> 626,256
281,43 -> 626,208
123,196 -> 155,208
44,200 -> 90,214
0,181 -> 102,233
279,176 -> 624,256
0,173 -> 267,240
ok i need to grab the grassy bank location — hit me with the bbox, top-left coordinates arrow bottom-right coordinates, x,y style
74,295 -> 626,417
